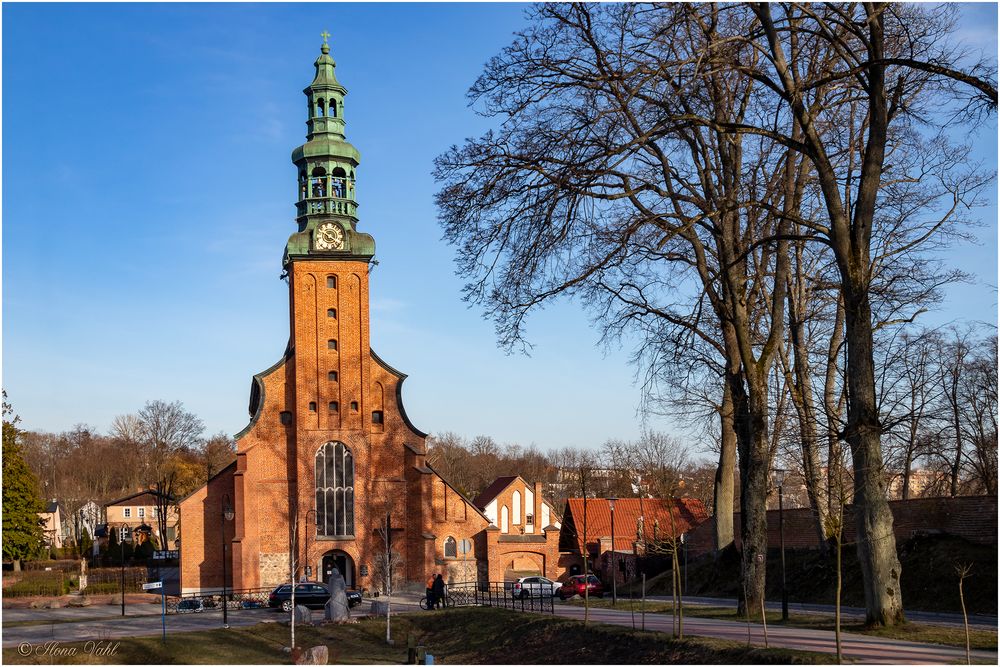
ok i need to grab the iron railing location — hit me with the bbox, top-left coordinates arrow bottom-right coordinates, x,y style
446,581 -> 555,614
166,587 -> 272,614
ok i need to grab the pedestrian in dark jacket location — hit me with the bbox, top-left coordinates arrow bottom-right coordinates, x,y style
425,574 -> 436,611
432,574 -> 446,609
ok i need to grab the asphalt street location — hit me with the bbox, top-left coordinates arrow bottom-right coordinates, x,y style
3,594 -> 997,664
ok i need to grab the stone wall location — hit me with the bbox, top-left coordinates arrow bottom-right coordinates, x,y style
687,495 -> 998,557
259,552 -> 290,589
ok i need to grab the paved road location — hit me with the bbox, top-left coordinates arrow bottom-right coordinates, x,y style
551,604 -> 998,664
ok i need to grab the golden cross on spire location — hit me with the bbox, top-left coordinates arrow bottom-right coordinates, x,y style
321,30 -> 331,45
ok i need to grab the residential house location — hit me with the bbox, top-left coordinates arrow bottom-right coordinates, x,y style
38,501 -> 64,550
105,489 -> 179,548
558,497 -> 709,583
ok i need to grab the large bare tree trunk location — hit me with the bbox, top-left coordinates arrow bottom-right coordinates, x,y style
843,281 -> 905,627
735,381 -> 771,618
825,295 -> 847,512
785,255 -> 829,552
713,383 -> 736,553
754,3 -> 904,626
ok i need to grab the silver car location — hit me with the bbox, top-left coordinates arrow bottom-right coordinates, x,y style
511,575 -> 562,599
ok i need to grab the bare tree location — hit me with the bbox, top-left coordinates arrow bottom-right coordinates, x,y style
435,3 -> 810,615
740,2 -> 993,626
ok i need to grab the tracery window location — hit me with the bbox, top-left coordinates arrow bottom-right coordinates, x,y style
315,441 -> 355,537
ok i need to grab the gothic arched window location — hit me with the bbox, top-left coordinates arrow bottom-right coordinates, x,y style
315,441 -> 354,537
444,536 -> 457,558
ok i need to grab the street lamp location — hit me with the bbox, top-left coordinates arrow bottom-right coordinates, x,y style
119,523 -> 132,617
772,468 -> 788,621
304,508 -> 319,581
221,494 -> 235,628
607,496 -> 617,606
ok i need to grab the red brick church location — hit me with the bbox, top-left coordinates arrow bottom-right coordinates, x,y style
178,39 -> 517,593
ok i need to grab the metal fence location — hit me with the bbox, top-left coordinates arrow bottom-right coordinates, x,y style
165,587 -> 273,614
447,581 -> 555,614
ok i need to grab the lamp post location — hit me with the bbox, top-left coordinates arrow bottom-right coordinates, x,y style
304,508 -> 318,581
680,532 -> 687,594
773,468 -> 788,621
221,494 -> 235,628
119,524 -> 132,617
608,496 -> 617,606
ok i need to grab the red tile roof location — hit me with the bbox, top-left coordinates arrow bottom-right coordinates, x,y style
564,497 -> 709,553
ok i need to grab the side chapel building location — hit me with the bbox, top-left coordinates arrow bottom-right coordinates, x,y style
179,40 -> 562,593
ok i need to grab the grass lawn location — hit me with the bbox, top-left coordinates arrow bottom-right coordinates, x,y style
566,598 -> 999,651
3,607 -> 837,664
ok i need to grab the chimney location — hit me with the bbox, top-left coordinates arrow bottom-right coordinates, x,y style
534,481 -> 543,527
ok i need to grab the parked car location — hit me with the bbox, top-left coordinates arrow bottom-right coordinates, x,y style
267,582 -> 362,612
176,598 -> 204,613
511,576 -> 562,599
558,574 -> 604,599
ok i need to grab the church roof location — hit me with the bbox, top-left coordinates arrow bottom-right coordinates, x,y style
472,476 -> 520,509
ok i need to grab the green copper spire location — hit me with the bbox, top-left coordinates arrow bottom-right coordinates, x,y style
285,35 -> 374,266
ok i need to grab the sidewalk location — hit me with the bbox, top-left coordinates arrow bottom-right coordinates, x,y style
641,595 -> 998,628
550,603 -> 998,664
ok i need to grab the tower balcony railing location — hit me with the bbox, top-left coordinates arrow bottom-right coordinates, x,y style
298,197 -> 356,218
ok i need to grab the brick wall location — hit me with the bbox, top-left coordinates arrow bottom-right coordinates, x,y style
486,524 -> 562,581
178,464 -> 236,594
687,495 -> 998,557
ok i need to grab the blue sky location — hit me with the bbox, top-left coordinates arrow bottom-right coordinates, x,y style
3,2 -> 997,454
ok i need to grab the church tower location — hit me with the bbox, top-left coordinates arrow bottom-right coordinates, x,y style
179,38 -> 491,595
283,33 -> 377,443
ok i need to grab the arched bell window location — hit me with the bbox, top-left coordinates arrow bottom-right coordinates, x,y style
331,167 -> 347,199
311,167 -> 327,198
315,441 -> 354,537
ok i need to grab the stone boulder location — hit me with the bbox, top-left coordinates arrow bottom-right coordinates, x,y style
68,597 -> 91,607
294,645 -> 329,665
370,600 -> 390,617
293,604 -> 312,625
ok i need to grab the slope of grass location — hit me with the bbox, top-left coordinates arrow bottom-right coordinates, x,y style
4,608 -> 836,664
630,535 -> 997,616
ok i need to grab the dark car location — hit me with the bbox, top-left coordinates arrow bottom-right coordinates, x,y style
268,582 -> 362,612
558,574 -> 604,600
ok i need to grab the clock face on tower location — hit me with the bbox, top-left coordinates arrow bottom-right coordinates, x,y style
314,222 -> 345,251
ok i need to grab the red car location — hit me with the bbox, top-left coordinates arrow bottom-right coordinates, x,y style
558,574 -> 604,599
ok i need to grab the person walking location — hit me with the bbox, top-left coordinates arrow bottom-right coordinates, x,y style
425,573 -> 436,611
432,573 -> 446,610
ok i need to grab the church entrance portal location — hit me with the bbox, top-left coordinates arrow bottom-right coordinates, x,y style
321,550 -> 355,588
